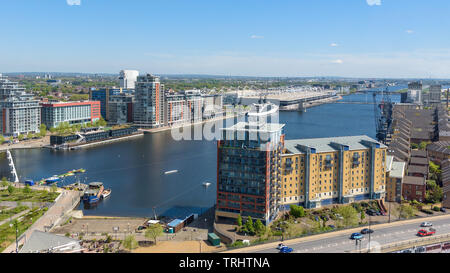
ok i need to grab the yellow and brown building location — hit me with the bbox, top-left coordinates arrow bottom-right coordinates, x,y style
280,135 -> 387,209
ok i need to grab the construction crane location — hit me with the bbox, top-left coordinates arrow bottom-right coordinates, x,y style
372,86 -> 393,144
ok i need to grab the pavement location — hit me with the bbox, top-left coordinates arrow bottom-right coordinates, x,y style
225,214 -> 450,253
2,189 -> 81,253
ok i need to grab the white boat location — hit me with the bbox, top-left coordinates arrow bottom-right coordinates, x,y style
203,182 -> 211,187
102,188 -> 111,199
164,170 -> 178,175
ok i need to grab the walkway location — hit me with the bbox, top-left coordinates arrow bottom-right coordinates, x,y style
2,189 -> 82,253
0,209 -> 31,226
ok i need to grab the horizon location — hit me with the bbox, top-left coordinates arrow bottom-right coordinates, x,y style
2,0 -> 450,78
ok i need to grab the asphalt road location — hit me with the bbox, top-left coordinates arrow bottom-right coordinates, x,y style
254,216 -> 450,253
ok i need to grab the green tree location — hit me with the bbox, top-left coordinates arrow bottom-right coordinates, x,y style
0,135 -> 4,144
7,185 -> 15,195
50,184 -> 57,193
336,205 -> 359,227
1,178 -> 9,188
39,123 -> 47,137
360,210 -> 366,222
9,136 -> 13,142
122,235 -> 138,251
237,215 -> 242,227
418,141 -> 431,150
397,204 -> 416,219
145,223 -> 163,245
27,132 -> 33,139
244,216 -> 255,235
289,204 -> 306,218
23,184 -> 32,194
18,134 -> 24,141
254,219 -> 265,236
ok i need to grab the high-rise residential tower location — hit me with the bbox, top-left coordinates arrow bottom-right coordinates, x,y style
0,74 -> 41,136
119,70 -> 139,89
133,74 -> 164,128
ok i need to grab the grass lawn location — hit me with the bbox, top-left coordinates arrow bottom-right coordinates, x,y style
0,207 -> 46,252
0,206 -> 29,222
0,188 -> 59,203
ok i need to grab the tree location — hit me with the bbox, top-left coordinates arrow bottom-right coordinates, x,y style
289,204 -> 306,218
1,177 -> 9,187
7,185 -> 15,195
0,135 -> 4,144
336,205 -> 359,227
237,215 -> 242,227
122,235 -> 138,251
27,132 -> 33,139
23,185 -> 32,194
244,216 -> 255,235
360,210 -> 366,222
418,141 -> 431,150
397,204 -> 416,219
39,123 -> 47,137
145,223 -> 163,245
18,134 -> 24,141
50,184 -> 57,193
254,219 -> 265,236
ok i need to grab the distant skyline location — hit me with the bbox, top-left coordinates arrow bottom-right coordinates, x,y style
1,0 -> 450,78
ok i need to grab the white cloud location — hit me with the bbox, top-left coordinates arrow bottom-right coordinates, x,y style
67,0 -> 81,6
366,0 -> 381,6
406,30 -> 414,34
330,43 -> 339,47
250,35 -> 264,39
331,59 -> 343,64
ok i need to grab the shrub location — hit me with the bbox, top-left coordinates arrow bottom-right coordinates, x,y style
432,206 -> 440,212
290,204 -> 306,218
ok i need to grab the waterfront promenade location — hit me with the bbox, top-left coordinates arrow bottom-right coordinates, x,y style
2,189 -> 82,253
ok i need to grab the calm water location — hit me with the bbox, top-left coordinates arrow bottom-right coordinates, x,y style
9,94 -> 378,218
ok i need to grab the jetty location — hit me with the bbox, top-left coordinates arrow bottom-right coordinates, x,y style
6,149 -> 19,183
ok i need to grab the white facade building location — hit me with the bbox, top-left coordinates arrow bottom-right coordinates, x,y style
119,70 -> 139,89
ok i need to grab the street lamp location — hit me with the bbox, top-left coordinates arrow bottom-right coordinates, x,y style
368,214 -> 372,253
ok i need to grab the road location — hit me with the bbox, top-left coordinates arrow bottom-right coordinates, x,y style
228,214 -> 450,253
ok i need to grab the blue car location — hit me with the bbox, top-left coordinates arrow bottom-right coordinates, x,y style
350,232 -> 363,240
279,246 -> 293,253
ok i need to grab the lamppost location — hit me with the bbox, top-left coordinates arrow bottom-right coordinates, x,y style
10,220 -> 18,253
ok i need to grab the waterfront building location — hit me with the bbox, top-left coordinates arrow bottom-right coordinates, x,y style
216,103 -> 285,225
119,70 -> 139,89
280,135 -> 387,209
133,74 -> 165,128
164,92 -> 186,127
41,101 -> 101,128
0,74 -> 41,136
108,93 -> 134,125
428,84 -> 442,105
407,81 -> 422,104
184,90 -> 203,123
202,94 -> 223,119
89,88 -> 133,120
385,155 -> 406,202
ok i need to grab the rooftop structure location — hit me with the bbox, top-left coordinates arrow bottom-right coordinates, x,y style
19,231 -> 82,253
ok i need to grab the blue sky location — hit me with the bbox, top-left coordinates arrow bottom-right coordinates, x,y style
1,0 -> 450,78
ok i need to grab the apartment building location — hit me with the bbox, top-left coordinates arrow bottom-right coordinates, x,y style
40,101 -> 101,128
133,74 -> 165,128
108,93 -> 134,125
216,103 -> 285,225
280,135 -> 387,209
385,155 -> 406,202
0,74 -> 41,136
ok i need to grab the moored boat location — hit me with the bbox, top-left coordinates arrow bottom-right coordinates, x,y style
164,170 -> 178,175
45,176 -> 60,184
82,182 -> 104,204
101,188 -> 111,199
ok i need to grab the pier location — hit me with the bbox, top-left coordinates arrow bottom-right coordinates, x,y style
6,150 -> 19,183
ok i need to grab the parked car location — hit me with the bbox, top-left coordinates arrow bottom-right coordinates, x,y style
321,215 -> 329,221
366,209 -> 376,216
361,228 -> 374,234
420,222 -> 433,227
415,246 -> 426,253
350,232 -> 363,240
375,211 -> 381,216
335,213 -> 343,220
276,243 -> 286,250
417,228 -> 436,237
279,246 -> 293,253
328,225 -> 336,229
401,249 -> 413,253
441,207 -> 447,213
314,216 -> 320,222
